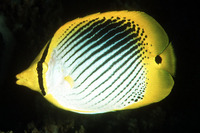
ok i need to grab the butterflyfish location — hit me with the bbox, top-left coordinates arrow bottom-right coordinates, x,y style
16,11 -> 176,114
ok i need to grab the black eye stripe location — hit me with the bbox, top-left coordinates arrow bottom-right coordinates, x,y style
37,40 -> 51,95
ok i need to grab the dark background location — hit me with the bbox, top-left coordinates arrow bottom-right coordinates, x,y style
0,0 -> 199,132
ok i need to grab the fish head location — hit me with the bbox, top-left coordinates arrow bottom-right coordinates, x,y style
16,46 -> 48,94
16,62 -> 40,92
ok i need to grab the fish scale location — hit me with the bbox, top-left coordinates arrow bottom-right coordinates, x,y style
16,11 -> 176,114
45,17 -> 143,108
47,26 -> 145,111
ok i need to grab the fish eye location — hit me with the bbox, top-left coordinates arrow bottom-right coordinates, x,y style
155,55 -> 162,64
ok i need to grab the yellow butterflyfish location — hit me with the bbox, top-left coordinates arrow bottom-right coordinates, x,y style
16,11 -> 176,114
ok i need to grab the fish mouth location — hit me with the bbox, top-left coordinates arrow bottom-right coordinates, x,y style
16,73 -> 22,85
16,73 -> 27,86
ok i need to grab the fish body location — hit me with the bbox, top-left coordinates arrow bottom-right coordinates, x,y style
16,11 -> 176,114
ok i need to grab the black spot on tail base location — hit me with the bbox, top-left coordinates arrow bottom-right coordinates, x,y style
155,55 -> 162,64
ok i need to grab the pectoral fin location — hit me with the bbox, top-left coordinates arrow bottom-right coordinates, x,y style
64,75 -> 74,88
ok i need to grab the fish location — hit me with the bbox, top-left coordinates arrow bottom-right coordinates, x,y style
16,11 -> 176,114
